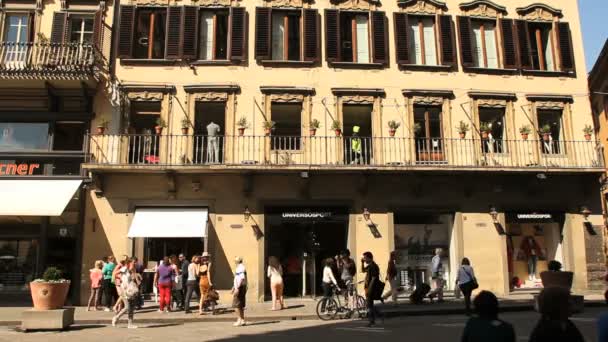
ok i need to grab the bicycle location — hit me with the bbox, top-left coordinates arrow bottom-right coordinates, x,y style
316,282 -> 367,321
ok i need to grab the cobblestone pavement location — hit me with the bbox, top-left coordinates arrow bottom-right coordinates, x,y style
0,308 -> 602,342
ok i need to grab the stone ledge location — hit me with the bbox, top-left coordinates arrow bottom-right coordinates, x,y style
21,308 -> 74,331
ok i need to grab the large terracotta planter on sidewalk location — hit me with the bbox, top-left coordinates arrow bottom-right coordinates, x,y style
30,281 -> 70,310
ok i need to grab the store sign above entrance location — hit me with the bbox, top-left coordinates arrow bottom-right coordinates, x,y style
282,212 -> 332,219
0,163 -> 40,175
507,212 -> 557,223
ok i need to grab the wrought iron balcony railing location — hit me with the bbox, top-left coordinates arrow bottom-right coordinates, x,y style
84,134 -> 605,171
0,42 -> 97,77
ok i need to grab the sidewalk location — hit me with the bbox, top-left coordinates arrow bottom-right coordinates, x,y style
0,292 -> 605,327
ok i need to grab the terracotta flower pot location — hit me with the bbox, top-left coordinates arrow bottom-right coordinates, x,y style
542,133 -> 551,142
30,281 -> 70,310
334,129 -> 342,137
181,127 -> 189,135
584,134 -> 591,141
481,131 -> 489,139
264,128 -> 271,136
155,126 -> 163,135
96,127 -> 105,135
521,133 -> 529,140
309,129 -> 317,136
459,132 -> 466,139
389,129 -> 396,137
238,128 -> 245,136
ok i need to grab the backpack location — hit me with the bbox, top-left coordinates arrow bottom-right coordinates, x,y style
120,269 -> 140,299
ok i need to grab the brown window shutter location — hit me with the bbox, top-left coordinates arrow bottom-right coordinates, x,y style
27,12 -> 35,43
556,22 -> 575,73
255,7 -> 271,60
457,16 -> 473,68
325,9 -> 340,62
93,9 -> 103,50
117,5 -> 135,59
438,14 -> 456,67
303,8 -> 319,62
50,12 -> 68,44
515,20 -> 532,69
182,6 -> 199,60
393,13 -> 409,65
500,18 -> 517,69
165,6 -> 183,59
230,7 -> 247,61
371,11 -> 388,65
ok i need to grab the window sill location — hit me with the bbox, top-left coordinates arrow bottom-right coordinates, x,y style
522,69 -> 573,77
260,60 -> 316,67
464,67 -> 518,75
190,60 -> 237,66
398,64 -> 453,72
329,62 -> 385,69
120,59 -> 177,65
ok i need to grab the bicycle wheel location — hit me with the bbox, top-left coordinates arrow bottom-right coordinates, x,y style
316,297 -> 339,321
354,295 -> 368,319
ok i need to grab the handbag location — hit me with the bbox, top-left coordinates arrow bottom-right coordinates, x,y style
463,267 -> 479,290
372,280 -> 386,300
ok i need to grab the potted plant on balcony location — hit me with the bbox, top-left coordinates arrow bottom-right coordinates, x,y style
96,119 -> 109,135
30,267 -> 70,310
155,118 -> 167,135
540,124 -> 552,142
388,120 -> 401,137
583,125 -> 593,141
181,118 -> 191,135
456,121 -> 470,139
331,120 -> 342,136
263,120 -> 275,136
480,122 -> 491,139
519,125 -> 532,140
309,119 -> 321,136
237,117 -> 249,136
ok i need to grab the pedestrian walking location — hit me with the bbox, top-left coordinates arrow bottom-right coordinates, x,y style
87,260 -> 103,311
198,252 -> 213,314
102,255 -> 116,311
267,256 -> 285,310
184,255 -> 200,314
362,251 -> 382,327
132,256 -> 144,309
232,256 -> 247,327
382,251 -> 400,303
428,248 -> 445,302
337,250 -> 356,308
170,255 -> 183,310
112,258 -> 142,329
154,256 -> 174,313
456,258 -> 478,315
529,287 -> 585,342
112,255 -> 128,313
460,290 -> 515,342
179,254 -> 189,310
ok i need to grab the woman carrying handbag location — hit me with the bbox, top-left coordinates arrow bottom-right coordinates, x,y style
456,257 -> 478,316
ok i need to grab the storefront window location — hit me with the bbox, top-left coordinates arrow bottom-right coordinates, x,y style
0,239 -> 38,293
0,123 -> 49,151
394,213 -> 453,291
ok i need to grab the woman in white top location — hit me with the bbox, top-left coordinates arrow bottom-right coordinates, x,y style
321,258 -> 339,311
456,257 -> 476,315
184,255 -> 200,314
267,256 -> 285,310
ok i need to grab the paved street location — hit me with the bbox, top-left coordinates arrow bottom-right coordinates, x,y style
0,308 -> 603,342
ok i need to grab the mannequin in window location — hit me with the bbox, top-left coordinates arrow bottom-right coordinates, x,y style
520,236 -> 542,281
206,122 -> 221,163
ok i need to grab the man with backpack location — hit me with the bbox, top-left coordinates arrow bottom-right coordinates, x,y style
112,258 -> 141,329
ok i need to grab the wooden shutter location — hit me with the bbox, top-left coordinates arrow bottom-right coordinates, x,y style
255,7 -> 271,60
117,5 -> 135,59
229,7 -> 247,61
457,16 -> 473,68
92,9 -> 103,50
50,12 -> 68,44
166,6 -> 183,59
438,14 -> 456,67
303,8 -> 319,62
515,20 -> 532,69
27,12 -> 35,43
182,6 -> 198,60
393,13 -> 409,65
370,11 -> 388,65
556,22 -> 575,73
500,19 -> 518,69
325,9 -> 340,62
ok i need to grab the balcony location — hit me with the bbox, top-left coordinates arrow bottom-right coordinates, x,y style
0,42 -> 98,79
84,134 -> 604,173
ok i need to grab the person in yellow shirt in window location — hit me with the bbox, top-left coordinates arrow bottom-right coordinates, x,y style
351,126 -> 362,164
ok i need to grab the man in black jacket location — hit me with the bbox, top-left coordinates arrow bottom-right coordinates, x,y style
179,254 -> 189,311
362,251 -> 380,327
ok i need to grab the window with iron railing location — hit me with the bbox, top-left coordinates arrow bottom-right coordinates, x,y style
479,108 -> 506,153
537,109 -> 564,155
271,103 -> 302,150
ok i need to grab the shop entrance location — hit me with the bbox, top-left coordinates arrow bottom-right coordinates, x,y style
144,238 -> 204,263
265,207 -> 349,298
505,212 -> 564,291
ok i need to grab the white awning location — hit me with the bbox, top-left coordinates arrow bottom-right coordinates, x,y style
0,179 -> 82,216
128,208 -> 208,238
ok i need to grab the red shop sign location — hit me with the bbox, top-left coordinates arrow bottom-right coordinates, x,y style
0,163 -> 40,175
